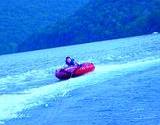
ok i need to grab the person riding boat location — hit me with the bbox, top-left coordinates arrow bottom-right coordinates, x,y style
65,56 -> 79,67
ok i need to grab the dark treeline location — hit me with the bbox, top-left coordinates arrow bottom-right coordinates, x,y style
0,0 -> 89,55
1,0 -> 160,55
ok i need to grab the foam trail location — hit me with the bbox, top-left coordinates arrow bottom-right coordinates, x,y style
0,57 -> 160,122
0,68 -> 52,85
0,67 -> 55,92
97,56 -> 160,73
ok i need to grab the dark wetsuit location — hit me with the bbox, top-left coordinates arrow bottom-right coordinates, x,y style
66,59 -> 79,66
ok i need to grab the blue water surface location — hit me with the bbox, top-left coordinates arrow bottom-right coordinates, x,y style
0,34 -> 160,125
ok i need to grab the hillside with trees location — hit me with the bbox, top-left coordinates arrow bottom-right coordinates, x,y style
0,0 -> 160,55
18,0 -> 160,52
0,0 -> 89,55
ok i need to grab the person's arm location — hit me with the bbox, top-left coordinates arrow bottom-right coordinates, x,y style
73,59 -> 79,65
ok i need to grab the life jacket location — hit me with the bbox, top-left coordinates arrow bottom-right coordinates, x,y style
66,58 -> 76,66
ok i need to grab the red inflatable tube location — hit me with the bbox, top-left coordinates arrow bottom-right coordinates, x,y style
72,63 -> 95,77
55,62 -> 95,80
55,69 -> 71,80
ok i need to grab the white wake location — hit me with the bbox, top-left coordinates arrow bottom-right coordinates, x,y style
0,56 -> 160,122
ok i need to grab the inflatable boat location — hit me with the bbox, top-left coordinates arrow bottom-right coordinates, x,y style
55,62 -> 95,80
